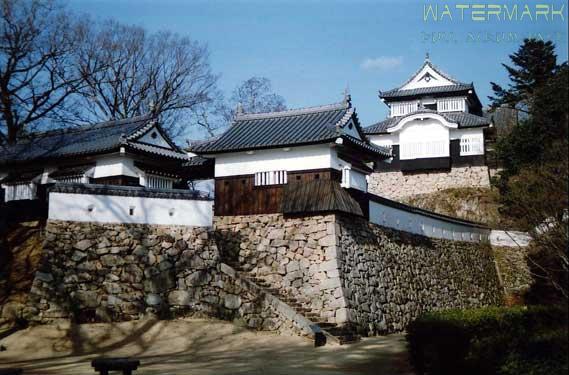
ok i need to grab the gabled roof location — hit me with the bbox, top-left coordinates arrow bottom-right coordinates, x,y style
364,110 -> 491,135
379,58 -> 482,109
0,115 -> 188,166
189,99 -> 390,158
380,83 -> 474,99
398,59 -> 465,89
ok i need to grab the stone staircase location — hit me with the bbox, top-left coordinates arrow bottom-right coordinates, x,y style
228,262 -> 360,345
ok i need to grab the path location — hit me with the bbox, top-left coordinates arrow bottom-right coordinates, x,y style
0,318 -> 414,375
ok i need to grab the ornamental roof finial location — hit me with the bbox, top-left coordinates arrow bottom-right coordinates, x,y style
342,84 -> 351,108
236,102 -> 244,116
425,52 -> 430,61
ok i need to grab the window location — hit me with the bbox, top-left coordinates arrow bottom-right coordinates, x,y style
391,101 -> 419,117
254,170 -> 287,186
3,183 -> 36,202
147,175 -> 174,189
54,176 -> 83,184
460,135 -> 483,156
400,140 -> 449,160
437,97 -> 466,112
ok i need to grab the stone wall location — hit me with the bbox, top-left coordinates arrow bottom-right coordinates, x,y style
20,214 -> 504,339
368,166 -> 491,200
214,214 -> 348,324
23,220 -> 318,338
493,246 -> 533,304
335,216 -> 503,334
214,213 -> 503,334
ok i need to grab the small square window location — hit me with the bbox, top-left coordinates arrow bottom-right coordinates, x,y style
129,206 -> 135,216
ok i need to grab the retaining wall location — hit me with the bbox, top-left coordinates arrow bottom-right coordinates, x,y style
24,220 -> 316,338
368,166 -> 490,200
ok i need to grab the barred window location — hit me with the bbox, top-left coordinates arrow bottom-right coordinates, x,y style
3,183 -> 36,202
147,175 -> 174,189
254,170 -> 287,186
460,135 -> 483,156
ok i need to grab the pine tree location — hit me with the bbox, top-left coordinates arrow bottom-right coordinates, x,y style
489,39 -> 558,112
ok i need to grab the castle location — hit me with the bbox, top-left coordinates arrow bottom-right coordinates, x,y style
1,58 -> 519,347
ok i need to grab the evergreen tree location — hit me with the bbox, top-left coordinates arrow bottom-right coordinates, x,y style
489,39 -> 558,112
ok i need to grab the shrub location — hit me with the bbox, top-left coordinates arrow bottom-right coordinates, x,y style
407,306 -> 568,375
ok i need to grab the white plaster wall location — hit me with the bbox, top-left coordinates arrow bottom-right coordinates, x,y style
369,133 -> 399,147
450,127 -> 484,140
369,200 -> 490,243
138,126 -> 172,148
400,65 -> 455,90
214,145 -> 339,177
48,192 -> 212,226
399,119 -> 449,144
348,169 -> 367,192
92,155 -> 139,179
342,120 -> 362,140
192,179 -> 215,197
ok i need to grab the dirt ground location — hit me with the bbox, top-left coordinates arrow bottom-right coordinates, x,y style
0,318 -> 414,375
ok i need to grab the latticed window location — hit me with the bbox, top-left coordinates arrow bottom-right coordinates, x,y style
400,140 -> 449,160
437,97 -> 465,112
460,135 -> 483,155
391,101 -> 419,117
147,175 -> 174,189
53,176 -> 83,184
254,170 -> 287,186
3,183 -> 36,202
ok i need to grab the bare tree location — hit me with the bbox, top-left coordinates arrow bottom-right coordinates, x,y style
0,0 -> 91,143
229,76 -> 286,115
190,76 -> 286,139
73,20 -> 218,138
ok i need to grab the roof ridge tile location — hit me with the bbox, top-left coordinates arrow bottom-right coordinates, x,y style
235,101 -> 347,121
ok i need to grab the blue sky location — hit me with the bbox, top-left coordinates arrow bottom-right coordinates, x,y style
69,0 -> 569,128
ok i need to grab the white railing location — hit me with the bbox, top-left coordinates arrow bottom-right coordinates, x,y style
147,175 -> 174,189
460,135 -> 483,155
391,101 -> 419,117
254,170 -> 287,186
3,183 -> 36,202
437,97 -> 465,112
400,140 -> 449,160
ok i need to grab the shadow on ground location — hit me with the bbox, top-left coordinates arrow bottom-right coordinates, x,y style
0,318 -> 415,375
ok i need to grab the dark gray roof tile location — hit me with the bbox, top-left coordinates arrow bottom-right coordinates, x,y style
380,83 -> 474,99
364,110 -> 491,134
0,115 -> 187,165
190,102 -> 351,154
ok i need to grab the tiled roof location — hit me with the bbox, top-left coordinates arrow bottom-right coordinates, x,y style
380,83 -> 474,99
183,155 -> 214,167
190,102 -> 349,153
190,100 -> 390,158
1,169 -> 43,184
364,110 -> 491,135
0,115 -> 187,165
49,183 -> 212,201
50,164 -> 95,179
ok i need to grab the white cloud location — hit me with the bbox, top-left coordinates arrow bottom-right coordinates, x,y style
361,56 -> 403,71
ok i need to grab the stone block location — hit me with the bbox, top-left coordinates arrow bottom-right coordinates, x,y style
74,239 -> 93,251
168,290 -> 192,306
223,294 -> 242,309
